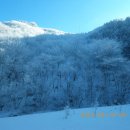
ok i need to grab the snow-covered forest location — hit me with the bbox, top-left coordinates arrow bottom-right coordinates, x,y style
0,18 -> 130,116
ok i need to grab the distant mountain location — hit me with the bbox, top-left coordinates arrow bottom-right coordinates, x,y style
0,20 -> 65,38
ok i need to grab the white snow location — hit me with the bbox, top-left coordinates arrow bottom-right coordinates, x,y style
0,20 -> 65,38
0,104 -> 130,130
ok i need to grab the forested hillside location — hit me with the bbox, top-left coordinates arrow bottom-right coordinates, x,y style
88,17 -> 130,59
0,19 -> 130,116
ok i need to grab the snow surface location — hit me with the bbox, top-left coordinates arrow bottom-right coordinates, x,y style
0,104 -> 130,130
0,20 -> 65,38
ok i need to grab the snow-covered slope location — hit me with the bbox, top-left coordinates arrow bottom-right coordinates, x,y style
0,20 -> 65,38
0,104 -> 130,130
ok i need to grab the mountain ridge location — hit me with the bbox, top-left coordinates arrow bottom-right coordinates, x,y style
0,20 -> 65,38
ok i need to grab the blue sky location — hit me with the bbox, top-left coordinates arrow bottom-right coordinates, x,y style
0,0 -> 130,33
